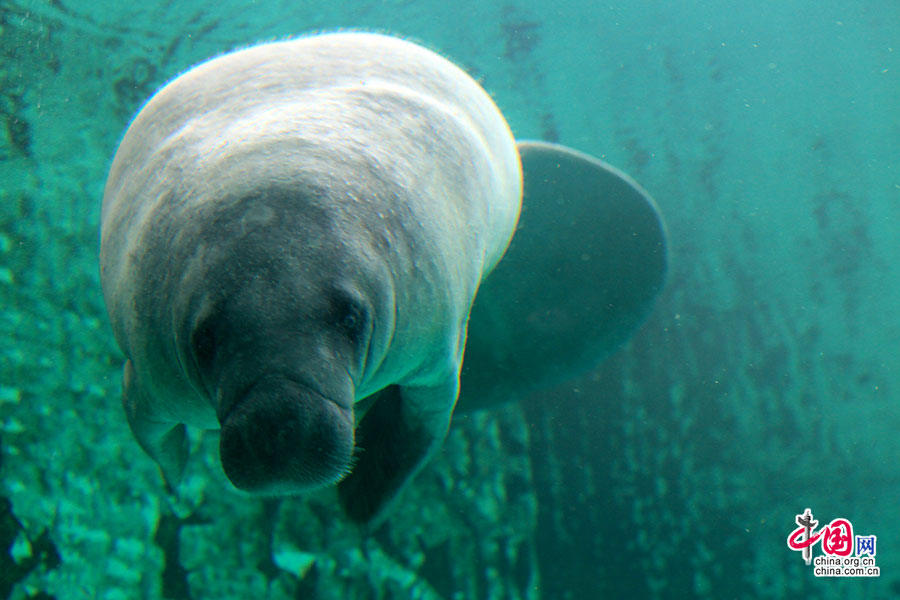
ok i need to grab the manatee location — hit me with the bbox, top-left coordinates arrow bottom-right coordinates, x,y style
456,141 -> 667,412
99,31 -> 665,524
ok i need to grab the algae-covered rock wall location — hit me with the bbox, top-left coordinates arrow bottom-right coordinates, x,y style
2,1 -> 898,598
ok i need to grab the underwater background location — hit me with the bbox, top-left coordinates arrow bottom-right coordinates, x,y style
2,0 -> 898,598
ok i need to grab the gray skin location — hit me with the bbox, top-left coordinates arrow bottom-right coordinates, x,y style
457,141 -> 668,412
100,32 -> 521,524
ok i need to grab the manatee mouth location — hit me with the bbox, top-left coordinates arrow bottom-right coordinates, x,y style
219,375 -> 354,495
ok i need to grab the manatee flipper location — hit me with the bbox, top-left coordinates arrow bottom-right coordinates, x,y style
122,360 -> 189,489
338,377 -> 456,525
457,140 -> 667,412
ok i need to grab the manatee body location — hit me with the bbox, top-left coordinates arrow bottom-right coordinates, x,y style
100,31 -> 667,524
100,32 -> 521,523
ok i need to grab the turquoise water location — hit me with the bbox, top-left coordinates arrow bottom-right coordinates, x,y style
2,1 -> 898,598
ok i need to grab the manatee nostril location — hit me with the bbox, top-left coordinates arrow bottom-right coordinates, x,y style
218,378 -> 354,494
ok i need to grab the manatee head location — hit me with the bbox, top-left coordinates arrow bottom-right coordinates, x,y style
165,182 -> 390,494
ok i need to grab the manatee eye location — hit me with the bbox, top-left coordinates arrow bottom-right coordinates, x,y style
329,290 -> 370,343
342,311 -> 360,331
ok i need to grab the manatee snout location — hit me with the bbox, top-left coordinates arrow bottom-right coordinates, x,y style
219,377 -> 354,494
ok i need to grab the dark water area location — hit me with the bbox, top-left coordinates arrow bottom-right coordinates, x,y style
1,1 -> 898,598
